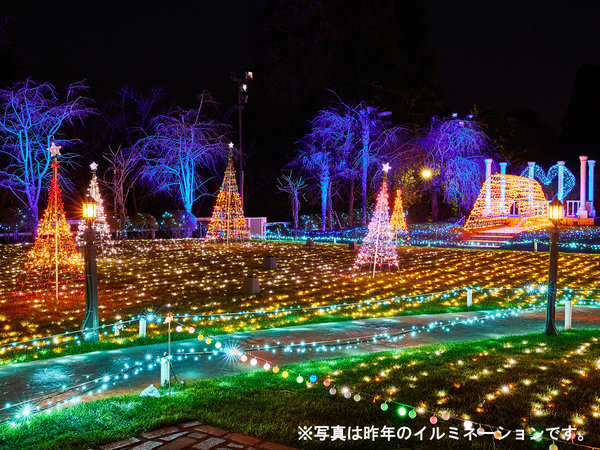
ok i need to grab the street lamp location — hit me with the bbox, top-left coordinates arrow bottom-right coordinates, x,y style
545,198 -> 563,336
421,168 -> 432,180
231,70 -> 253,208
81,198 -> 99,342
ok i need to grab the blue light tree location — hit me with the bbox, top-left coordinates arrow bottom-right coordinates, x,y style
0,79 -> 93,219
139,92 -> 230,221
420,115 -> 494,219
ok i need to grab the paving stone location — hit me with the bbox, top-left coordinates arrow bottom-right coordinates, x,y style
129,441 -> 163,450
193,425 -> 229,437
160,431 -> 188,441
99,437 -> 141,449
187,432 -> 208,439
225,433 -> 260,446
142,426 -> 181,439
180,420 -> 202,428
227,443 -> 245,449
159,437 -> 196,450
257,442 -> 297,450
192,437 -> 226,449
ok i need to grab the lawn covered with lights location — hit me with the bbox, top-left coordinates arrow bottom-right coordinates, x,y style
1,329 -> 598,449
2,240 -> 600,363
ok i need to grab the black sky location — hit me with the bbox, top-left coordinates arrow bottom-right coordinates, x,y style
3,1 -> 600,125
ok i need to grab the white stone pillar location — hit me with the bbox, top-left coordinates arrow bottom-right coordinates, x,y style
161,357 -> 170,387
499,162 -> 507,213
527,162 -> 535,208
578,156 -> 588,218
565,300 -> 572,331
589,160 -> 596,217
557,161 -> 565,201
139,318 -> 147,338
485,159 -> 493,214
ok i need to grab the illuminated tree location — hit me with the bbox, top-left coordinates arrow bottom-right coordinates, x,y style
140,92 -> 229,217
420,115 -> 494,219
353,164 -> 398,276
276,172 -> 307,230
0,79 -> 93,220
390,187 -> 408,237
207,148 -> 249,242
76,162 -> 114,255
24,144 -> 82,298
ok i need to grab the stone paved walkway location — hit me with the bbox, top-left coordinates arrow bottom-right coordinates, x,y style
99,421 -> 296,450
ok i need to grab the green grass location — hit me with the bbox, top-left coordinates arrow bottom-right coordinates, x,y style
2,329 -> 599,449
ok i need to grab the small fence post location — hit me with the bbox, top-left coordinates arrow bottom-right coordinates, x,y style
565,300 -> 572,330
534,241 -> 538,252
160,357 -> 170,387
139,318 -> 147,338
467,288 -> 473,307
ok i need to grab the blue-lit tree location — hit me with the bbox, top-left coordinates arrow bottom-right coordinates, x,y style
139,92 -> 230,219
420,115 -> 494,219
0,79 -> 93,219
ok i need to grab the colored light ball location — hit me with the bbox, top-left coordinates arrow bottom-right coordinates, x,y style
442,411 -> 450,421
549,444 -> 558,450
430,416 -> 438,425
188,327 -> 195,334
329,388 -> 337,395
381,403 -> 388,411
408,410 -> 417,419
494,431 -> 502,439
464,420 -> 473,430
296,376 -> 304,383
354,394 -> 361,402
197,334 -> 204,341
263,363 -> 271,370
344,390 -> 351,399
281,371 -> 289,378
205,338 -> 212,345
215,342 -> 221,349
477,427 -> 485,436
323,379 -> 331,387
398,407 -> 407,417
233,349 -> 240,356
250,358 -> 257,366
240,354 -> 248,362
273,366 -> 279,374
175,325 -> 183,333
309,374 -> 318,383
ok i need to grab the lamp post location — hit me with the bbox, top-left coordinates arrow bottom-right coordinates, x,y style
231,71 -> 253,208
81,199 -> 99,342
545,198 -> 563,336
421,168 -> 438,222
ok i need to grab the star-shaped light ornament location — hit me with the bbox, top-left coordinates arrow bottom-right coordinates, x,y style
228,142 -> 234,149
382,162 -> 391,173
48,143 -> 62,158
90,162 -> 98,171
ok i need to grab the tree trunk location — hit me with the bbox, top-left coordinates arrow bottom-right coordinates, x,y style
361,114 -> 370,226
348,178 -> 354,228
432,190 -> 439,222
327,181 -> 333,231
132,189 -> 138,214
292,195 -> 299,230
320,173 -> 328,232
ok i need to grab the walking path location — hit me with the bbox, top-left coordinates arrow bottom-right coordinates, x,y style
2,305 -> 599,419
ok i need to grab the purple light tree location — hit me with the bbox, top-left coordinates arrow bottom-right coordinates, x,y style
0,79 -> 93,219
276,171 -> 307,231
420,115 -> 495,219
139,92 -> 230,218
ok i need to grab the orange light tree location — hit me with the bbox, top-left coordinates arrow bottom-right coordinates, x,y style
207,148 -> 249,243
390,187 -> 409,238
24,144 -> 83,300
353,164 -> 399,277
464,174 -> 552,231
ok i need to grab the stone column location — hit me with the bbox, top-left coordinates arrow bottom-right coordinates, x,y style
499,162 -> 508,213
578,156 -> 588,218
557,161 -> 565,201
485,159 -> 493,214
527,161 -> 535,208
589,160 -> 596,217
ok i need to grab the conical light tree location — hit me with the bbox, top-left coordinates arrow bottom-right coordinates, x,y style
353,163 -> 398,277
207,144 -> 249,244
76,162 -> 114,255
24,143 -> 83,300
390,187 -> 409,238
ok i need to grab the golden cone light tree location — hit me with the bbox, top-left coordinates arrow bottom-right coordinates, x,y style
390,187 -> 408,237
24,144 -> 83,300
207,147 -> 249,243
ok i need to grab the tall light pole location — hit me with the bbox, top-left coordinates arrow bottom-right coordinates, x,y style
231,71 -> 253,208
545,198 -> 563,336
81,198 -> 99,342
